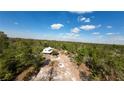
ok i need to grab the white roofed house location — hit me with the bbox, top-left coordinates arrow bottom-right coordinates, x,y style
42,47 -> 53,54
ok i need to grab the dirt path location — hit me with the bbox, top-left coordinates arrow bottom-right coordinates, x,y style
33,52 -> 81,81
16,66 -> 35,81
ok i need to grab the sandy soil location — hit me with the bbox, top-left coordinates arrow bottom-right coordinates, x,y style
16,66 -> 35,81
33,52 -> 81,81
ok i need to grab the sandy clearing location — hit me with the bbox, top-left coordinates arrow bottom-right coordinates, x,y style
33,51 -> 81,81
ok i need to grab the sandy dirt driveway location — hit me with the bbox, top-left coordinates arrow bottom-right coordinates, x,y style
33,52 -> 81,81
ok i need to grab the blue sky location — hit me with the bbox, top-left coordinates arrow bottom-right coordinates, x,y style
0,11 -> 124,45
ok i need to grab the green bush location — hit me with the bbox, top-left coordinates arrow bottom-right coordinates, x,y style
51,50 -> 59,56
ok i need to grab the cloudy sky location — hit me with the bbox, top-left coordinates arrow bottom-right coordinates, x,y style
0,11 -> 124,44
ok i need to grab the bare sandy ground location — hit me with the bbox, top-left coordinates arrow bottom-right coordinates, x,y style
33,52 -> 81,81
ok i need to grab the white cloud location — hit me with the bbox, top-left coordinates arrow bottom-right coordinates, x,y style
78,16 -> 91,22
107,25 -> 112,28
51,23 -> 64,30
106,32 -> 119,35
92,32 -> 100,35
65,33 -> 79,38
80,25 -> 96,31
84,18 -> 90,22
59,33 -> 80,41
106,33 -> 113,35
105,35 -> 124,45
80,17 -> 86,21
113,36 -> 124,41
71,27 -> 80,33
69,11 -> 93,14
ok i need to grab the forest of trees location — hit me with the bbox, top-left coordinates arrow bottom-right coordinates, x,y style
0,31 -> 124,80
0,32 -> 44,80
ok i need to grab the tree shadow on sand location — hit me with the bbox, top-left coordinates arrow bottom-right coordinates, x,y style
41,59 -> 51,67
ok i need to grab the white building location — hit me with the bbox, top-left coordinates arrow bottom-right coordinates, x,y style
42,47 -> 53,54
